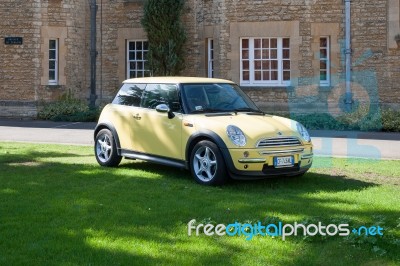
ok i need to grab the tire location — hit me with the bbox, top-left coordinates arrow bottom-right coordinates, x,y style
95,129 -> 122,167
190,140 -> 228,186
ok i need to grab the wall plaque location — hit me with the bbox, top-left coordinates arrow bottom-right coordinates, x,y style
5,37 -> 23,45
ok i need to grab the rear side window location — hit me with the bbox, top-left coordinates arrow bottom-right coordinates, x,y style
112,83 -> 146,107
141,84 -> 181,112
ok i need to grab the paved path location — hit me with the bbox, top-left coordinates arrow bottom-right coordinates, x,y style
0,119 -> 399,160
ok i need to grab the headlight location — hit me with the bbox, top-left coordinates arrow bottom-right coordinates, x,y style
296,122 -> 311,142
227,125 -> 246,146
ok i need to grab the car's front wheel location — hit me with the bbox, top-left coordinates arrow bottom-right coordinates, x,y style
95,129 -> 122,167
190,140 -> 228,186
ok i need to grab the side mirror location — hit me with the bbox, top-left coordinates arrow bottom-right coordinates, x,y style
155,104 -> 170,113
155,104 -> 175,119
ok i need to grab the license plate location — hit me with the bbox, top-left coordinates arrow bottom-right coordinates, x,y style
274,156 -> 294,168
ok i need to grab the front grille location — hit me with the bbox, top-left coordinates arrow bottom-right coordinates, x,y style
256,136 -> 301,148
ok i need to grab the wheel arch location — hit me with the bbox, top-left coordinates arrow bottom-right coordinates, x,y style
185,130 -> 230,165
94,122 -> 121,155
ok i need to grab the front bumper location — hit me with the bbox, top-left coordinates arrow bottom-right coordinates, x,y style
220,145 -> 313,180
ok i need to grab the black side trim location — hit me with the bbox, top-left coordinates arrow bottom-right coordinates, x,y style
94,122 -> 121,155
121,149 -> 186,169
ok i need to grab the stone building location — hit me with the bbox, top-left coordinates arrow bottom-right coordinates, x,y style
0,0 -> 399,118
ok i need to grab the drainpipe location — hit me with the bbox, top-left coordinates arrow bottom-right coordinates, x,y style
344,0 -> 353,112
89,0 -> 98,108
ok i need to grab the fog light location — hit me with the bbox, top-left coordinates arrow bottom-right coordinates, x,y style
243,151 -> 249,158
244,165 -> 248,169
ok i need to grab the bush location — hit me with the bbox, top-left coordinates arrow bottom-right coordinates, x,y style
276,105 -> 400,132
381,109 -> 400,132
38,94 -> 101,122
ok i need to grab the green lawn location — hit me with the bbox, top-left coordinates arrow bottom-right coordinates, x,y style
0,142 -> 399,265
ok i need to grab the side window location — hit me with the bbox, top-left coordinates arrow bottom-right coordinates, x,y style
141,84 -> 181,112
112,83 -> 146,106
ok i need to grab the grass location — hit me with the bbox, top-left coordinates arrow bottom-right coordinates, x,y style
0,142 -> 399,265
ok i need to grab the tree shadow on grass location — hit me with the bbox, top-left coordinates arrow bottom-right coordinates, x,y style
0,150 -> 398,265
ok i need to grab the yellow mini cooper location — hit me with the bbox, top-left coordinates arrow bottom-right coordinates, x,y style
94,77 -> 313,185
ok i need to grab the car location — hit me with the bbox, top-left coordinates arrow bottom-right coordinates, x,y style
94,77 -> 313,185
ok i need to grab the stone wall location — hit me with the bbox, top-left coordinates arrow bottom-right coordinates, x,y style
0,0 -> 41,117
0,0 -> 399,118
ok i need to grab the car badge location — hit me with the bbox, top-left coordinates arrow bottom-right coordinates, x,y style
277,131 -> 283,136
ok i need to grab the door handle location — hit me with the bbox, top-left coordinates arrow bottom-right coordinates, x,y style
133,114 -> 142,120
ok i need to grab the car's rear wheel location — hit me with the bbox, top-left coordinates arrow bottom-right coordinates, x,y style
190,140 -> 228,185
95,129 -> 122,167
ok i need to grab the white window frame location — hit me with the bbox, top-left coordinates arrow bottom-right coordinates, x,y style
240,37 -> 290,87
127,40 -> 149,79
319,36 -> 330,87
48,39 -> 58,85
207,38 -> 214,78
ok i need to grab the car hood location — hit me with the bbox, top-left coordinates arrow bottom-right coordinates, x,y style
185,113 -> 307,148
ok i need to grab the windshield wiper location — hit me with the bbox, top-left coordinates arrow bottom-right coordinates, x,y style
190,108 -> 228,114
233,107 -> 265,114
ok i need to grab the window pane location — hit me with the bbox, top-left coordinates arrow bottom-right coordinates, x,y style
255,60 -> 262,70
320,60 -> 327,70
242,71 -> 249,81
271,60 -> 278,70
262,49 -> 269,59
262,39 -> 269,48
320,38 -> 327,47
49,70 -> 55,80
283,38 -> 290,48
129,51 -> 135,60
270,49 -> 277,59
262,60 -> 270,69
254,39 -> 261,48
242,60 -> 249,70
254,50 -> 261,59
283,60 -> 290,70
143,42 -> 148,50
136,52 -> 142,60
263,71 -> 270,80
242,50 -> 249,59
49,50 -> 56,60
255,71 -> 261,80
320,71 -> 327,81
270,38 -> 277,48
271,71 -> 278,80
320,49 -> 327,59
49,61 -> 55,70
242,39 -> 249,49
49,40 -> 56,49
137,42 -> 143,50
283,71 -> 291,81
129,42 -> 135,50
283,49 -> 290,59
130,62 -> 136,70
137,62 -> 143,70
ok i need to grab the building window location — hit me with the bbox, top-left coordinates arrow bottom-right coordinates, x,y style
127,40 -> 149,78
319,37 -> 330,86
240,37 -> 290,86
207,38 -> 214,78
49,39 -> 58,85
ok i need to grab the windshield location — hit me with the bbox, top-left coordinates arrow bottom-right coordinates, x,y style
181,83 -> 261,114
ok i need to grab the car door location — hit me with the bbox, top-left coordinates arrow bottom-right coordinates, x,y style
110,83 -> 146,150
133,83 -> 183,160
